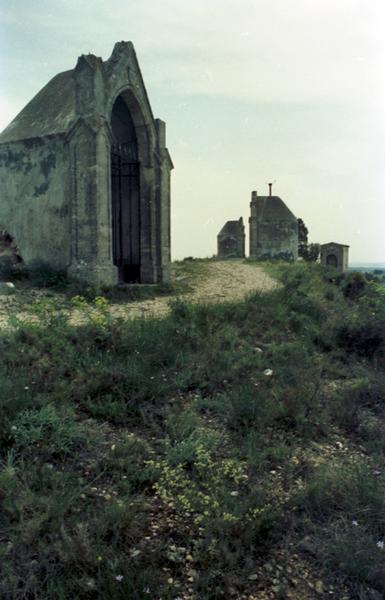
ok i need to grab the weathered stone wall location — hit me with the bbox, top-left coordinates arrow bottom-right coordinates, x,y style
250,221 -> 298,261
154,119 -> 172,282
0,42 -> 173,286
0,138 -> 71,270
217,218 -> 245,258
249,192 -> 298,261
320,243 -> 349,272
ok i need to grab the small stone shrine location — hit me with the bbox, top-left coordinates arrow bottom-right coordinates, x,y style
320,242 -> 349,272
217,217 -> 245,258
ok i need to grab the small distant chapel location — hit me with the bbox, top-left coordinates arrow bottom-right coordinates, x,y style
217,218 -> 245,258
0,41 -> 173,285
249,190 -> 298,261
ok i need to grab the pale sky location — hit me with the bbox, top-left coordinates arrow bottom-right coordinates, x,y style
1,0 -> 384,262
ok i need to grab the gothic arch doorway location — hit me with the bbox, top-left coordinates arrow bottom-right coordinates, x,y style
110,95 -> 141,283
326,254 -> 338,268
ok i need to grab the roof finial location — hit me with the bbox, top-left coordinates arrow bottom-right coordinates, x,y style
267,180 -> 276,196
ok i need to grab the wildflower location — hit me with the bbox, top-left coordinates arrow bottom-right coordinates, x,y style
263,369 -> 273,377
24,386 -> 29,390
377,540 -> 384,550
115,574 -> 124,582
230,490 -> 239,496
351,520 -> 358,527
11,425 -> 17,431
84,578 -> 96,590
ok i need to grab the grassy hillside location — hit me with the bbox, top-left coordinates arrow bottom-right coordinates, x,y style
1,263 -> 385,599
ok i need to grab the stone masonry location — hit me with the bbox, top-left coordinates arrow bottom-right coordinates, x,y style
0,41 -> 173,285
249,191 -> 298,261
217,217 -> 245,258
320,242 -> 349,272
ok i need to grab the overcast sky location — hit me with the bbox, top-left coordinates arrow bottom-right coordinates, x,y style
1,0 -> 384,262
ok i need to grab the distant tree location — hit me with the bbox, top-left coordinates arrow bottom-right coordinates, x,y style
306,243 -> 320,262
297,218 -> 309,260
297,220 -> 319,262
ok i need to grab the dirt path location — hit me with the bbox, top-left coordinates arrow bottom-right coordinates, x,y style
186,260 -> 278,302
103,260 -> 278,321
0,260 -> 278,327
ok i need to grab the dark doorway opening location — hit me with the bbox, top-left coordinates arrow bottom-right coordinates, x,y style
111,95 -> 140,283
326,254 -> 338,268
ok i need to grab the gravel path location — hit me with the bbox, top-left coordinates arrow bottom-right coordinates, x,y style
0,260 -> 278,327
105,260 -> 278,321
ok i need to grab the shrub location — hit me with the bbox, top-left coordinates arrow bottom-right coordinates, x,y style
294,459 -> 385,524
338,272 -> 368,300
336,320 -> 385,359
12,404 -> 85,458
224,384 -> 277,431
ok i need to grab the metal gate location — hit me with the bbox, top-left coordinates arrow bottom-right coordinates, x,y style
111,143 -> 141,283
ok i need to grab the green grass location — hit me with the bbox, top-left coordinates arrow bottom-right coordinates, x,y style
1,262 -> 385,598
0,257 -> 212,320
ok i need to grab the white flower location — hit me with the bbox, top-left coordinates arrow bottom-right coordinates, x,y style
351,520 -> 358,527
115,574 -> 124,582
11,425 -> 17,431
230,491 -> 239,496
263,369 -> 273,377
377,540 -> 384,550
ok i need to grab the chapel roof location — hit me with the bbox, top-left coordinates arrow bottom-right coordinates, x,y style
218,218 -> 244,237
321,242 -> 350,248
0,42 -> 150,145
251,196 -> 297,221
0,70 -> 76,143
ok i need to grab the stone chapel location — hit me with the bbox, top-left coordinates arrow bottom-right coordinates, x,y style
0,41 -> 173,285
249,190 -> 298,261
217,218 -> 245,258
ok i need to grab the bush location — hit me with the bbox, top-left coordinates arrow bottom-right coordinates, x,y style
337,320 -> 385,359
338,272 -> 368,300
294,459 -> 385,524
12,404 -> 85,458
